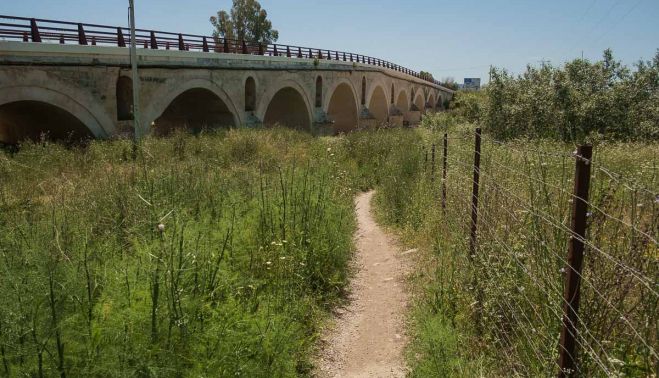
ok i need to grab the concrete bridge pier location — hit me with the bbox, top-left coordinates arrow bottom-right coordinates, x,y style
359,106 -> 378,130
388,105 -> 404,127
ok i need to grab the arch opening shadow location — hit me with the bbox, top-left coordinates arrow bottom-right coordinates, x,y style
414,93 -> 425,112
315,76 -> 323,108
427,94 -> 436,111
263,87 -> 311,131
327,83 -> 358,134
245,77 -> 256,112
368,86 -> 388,125
116,76 -> 134,121
0,101 -> 93,144
154,88 -> 235,136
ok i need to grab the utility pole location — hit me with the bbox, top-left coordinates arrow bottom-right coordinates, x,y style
129,0 -> 142,143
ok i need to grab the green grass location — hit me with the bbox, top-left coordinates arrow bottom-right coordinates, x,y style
366,118 -> 657,377
1,125 -> 656,377
0,128 -> 359,377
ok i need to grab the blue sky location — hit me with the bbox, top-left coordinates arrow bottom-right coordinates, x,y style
3,0 -> 658,83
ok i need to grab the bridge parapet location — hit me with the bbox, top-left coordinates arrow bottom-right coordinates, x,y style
0,14 -> 447,87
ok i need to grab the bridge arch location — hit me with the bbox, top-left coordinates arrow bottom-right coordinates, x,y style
413,91 -> 425,112
259,79 -> 312,131
368,84 -> 388,125
0,86 -> 110,143
437,92 -> 445,109
326,80 -> 359,134
144,78 -> 240,134
153,88 -> 237,135
395,88 -> 410,111
427,92 -> 436,111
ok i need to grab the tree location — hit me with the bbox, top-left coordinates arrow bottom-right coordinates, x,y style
420,71 -> 435,81
441,77 -> 459,91
210,0 -> 279,44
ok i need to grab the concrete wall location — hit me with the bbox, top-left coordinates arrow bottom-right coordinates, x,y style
0,42 -> 454,141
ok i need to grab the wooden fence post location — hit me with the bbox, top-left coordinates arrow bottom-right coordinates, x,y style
558,145 -> 593,377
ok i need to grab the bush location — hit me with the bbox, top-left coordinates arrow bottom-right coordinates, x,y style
485,49 -> 659,142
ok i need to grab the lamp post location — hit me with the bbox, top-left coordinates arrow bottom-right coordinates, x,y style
129,0 -> 142,143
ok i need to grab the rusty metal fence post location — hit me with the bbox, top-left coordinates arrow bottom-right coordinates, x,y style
468,128 -> 483,336
558,145 -> 593,377
442,133 -> 448,210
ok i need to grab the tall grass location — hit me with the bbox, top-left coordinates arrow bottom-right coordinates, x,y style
0,128 -> 355,377
1,125 -> 655,376
362,123 -> 657,376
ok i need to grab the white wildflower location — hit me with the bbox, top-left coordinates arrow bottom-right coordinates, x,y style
157,223 -> 165,232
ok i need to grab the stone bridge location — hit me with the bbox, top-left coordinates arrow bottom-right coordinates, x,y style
0,16 -> 453,143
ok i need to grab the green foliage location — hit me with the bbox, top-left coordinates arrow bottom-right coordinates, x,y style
440,77 -> 459,91
364,126 -> 657,376
447,90 -> 486,124
1,126 -> 655,376
419,71 -> 435,82
0,129 -> 353,377
483,49 -> 659,142
210,0 -> 279,43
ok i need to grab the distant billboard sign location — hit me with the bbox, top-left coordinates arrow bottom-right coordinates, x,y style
464,78 -> 481,90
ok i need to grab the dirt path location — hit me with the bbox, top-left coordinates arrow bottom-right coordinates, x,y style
316,191 -> 410,378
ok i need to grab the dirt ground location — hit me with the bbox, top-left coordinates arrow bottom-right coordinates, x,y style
316,191 -> 411,378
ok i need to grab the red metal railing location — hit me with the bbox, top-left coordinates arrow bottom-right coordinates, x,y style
0,15 -> 442,86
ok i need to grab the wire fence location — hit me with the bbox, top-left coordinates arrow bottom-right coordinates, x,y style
420,130 -> 657,376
